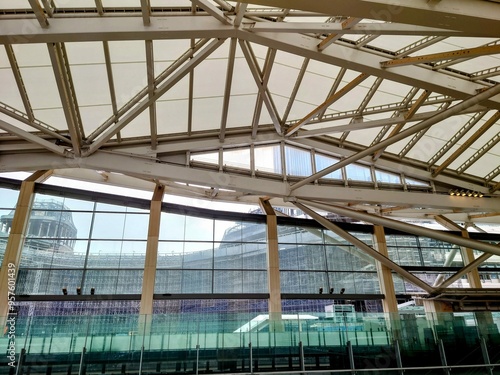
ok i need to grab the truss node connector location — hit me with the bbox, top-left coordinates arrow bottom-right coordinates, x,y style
283,196 -> 297,203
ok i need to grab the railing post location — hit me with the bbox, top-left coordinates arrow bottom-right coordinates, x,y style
15,348 -> 25,375
196,344 -> 200,375
438,339 -> 450,375
347,341 -> 356,375
249,342 -> 253,374
78,347 -> 86,375
394,340 -> 404,375
138,345 -> 144,375
299,341 -> 305,372
480,337 -> 494,375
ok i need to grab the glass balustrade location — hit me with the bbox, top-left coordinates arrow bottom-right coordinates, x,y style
1,311 -> 500,374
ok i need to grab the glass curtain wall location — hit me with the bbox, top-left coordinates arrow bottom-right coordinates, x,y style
0,186 -> 20,264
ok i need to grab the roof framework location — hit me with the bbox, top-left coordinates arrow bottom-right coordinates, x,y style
0,0 -> 500,227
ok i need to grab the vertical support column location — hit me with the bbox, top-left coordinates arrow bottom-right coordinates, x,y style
259,198 -> 282,329
0,170 -> 52,323
139,184 -> 165,330
373,226 -> 398,313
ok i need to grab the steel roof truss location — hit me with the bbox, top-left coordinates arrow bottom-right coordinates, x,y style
290,83 -> 500,191
4,45 -> 35,122
86,39 -> 211,143
373,90 -> 431,161
140,0 -> 151,26
432,111 -> 500,177
233,3 -> 247,27
381,45 -> 500,69
339,76 -> 383,143
192,0 -> 232,25
219,38 -> 237,141
47,42 -> 84,157
85,38 -> 226,155
395,36 -> 447,58
0,119 -> 68,157
282,58 -> 309,125
102,41 -> 119,141
318,17 -> 362,51
286,72 -> 369,136
427,110 -> 488,167
28,0 -> 49,28
251,47 -> 277,138
370,87 -> 419,146
238,40 -> 282,135
146,40 -> 157,149
456,133 -> 500,175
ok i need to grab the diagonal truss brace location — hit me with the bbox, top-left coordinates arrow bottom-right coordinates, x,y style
289,83 -> 500,192
372,90 -> 430,161
192,0 -> 232,25
85,38 -> 226,155
28,0 -> 49,28
47,42 -> 84,157
381,45 -> 500,68
286,73 -> 369,136
318,17 -> 362,51
239,40 -> 282,135
0,119 -> 68,157
432,111 -> 500,177
293,200 -> 435,293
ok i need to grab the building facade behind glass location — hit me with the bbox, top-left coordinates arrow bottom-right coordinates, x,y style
1,179 -> 500,317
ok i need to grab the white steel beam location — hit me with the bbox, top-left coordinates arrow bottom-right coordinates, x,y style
47,42 -> 83,157
87,39 -> 211,143
339,76 -> 383,143
0,17 -> 236,44
432,111 -> 500,177
4,45 -> 35,122
27,0 -> 49,28
251,47 -> 277,138
145,40 -> 157,149
233,2 -> 248,27
372,90 -> 430,161
219,38 -> 237,141
282,58 -> 310,124
241,31 -> 500,112
289,83 -> 500,191
0,119 -> 69,157
85,38 -> 226,155
246,22 -> 463,37
245,0 -> 500,37
2,151 -> 500,212
318,18 -> 362,51
381,45 -> 500,68
286,73 -> 369,136
140,0 -> 151,26
192,0 -> 232,25
239,40 -> 282,135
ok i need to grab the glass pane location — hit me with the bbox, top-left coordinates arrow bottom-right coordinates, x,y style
91,213 -> 126,239
182,242 -> 213,269
123,213 -> 149,240
345,163 -> 372,182
254,145 -> 281,174
0,187 -> 19,208
285,146 -> 312,176
375,170 -> 401,184
214,242 -> 242,269
297,244 -> 326,270
214,270 -> 242,293
315,153 -> 342,179
223,148 -> 250,169
159,213 -> 185,240
242,243 -> 267,269
157,241 -> 183,268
